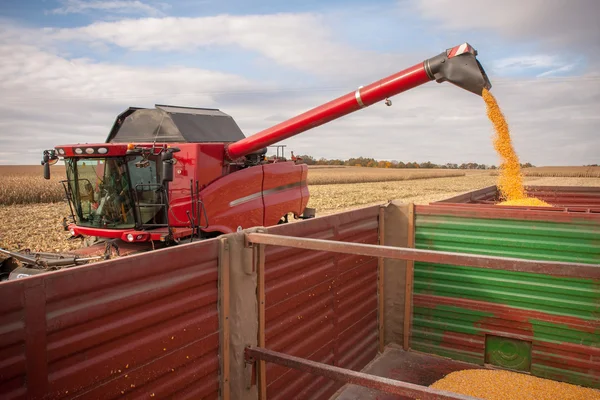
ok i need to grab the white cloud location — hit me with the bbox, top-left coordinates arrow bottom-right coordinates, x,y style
46,14 -> 417,80
491,55 -> 578,77
415,0 -> 600,60
48,0 -> 168,17
536,64 -> 577,78
0,13 -> 598,168
0,35 -> 256,164
494,55 -> 563,71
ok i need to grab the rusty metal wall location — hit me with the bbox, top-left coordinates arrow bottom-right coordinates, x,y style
0,240 -> 221,400
436,185 -> 600,211
412,204 -> 600,388
262,206 -> 381,400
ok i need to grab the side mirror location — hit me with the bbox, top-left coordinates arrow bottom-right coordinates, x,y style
161,147 -> 180,184
43,162 -> 51,180
42,149 -> 57,180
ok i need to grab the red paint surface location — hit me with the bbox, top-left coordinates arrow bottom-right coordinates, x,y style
54,143 -> 130,158
198,164 -> 264,233
414,294 -> 599,333
262,162 -> 308,227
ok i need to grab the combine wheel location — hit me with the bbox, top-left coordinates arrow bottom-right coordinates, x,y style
0,256 -> 19,281
278,214 -> 289,225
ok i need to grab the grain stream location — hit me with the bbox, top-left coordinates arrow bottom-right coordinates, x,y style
482,89 -> 551,207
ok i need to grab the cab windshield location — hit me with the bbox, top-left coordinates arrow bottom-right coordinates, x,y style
65,156 -> 159,229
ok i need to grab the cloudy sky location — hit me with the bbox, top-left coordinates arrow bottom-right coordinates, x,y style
0,0 -> 598,166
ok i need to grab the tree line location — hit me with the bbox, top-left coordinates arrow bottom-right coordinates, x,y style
296,155 -> 536,170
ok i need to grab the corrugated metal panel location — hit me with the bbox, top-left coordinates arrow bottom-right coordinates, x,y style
412,207 -> 600,388
526,186 -> 600,208
264,206 -> 380,400
0,240 -> 221,399
436,185 -> 600,211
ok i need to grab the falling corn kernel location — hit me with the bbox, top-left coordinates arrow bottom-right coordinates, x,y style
482,89 -> 551,208
430,369 -> 600,400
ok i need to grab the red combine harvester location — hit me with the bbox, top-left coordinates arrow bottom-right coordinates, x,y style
1,42 -> 491,280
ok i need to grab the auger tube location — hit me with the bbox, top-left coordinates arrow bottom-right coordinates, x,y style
225,42 -> 491,161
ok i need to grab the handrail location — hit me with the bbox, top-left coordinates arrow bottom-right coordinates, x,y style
244,232 -> 600,279
245,346 -> 480,400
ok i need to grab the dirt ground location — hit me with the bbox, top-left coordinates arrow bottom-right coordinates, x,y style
1,176 -> 598,253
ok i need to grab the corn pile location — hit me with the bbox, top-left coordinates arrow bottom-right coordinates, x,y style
430,369 -> 600,400
482,89 -> 551,207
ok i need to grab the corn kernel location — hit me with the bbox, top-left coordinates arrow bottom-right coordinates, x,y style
430,369 -> 600,400
482,89 -> 551,208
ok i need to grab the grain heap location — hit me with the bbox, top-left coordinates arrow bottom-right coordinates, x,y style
482,88 -> 551,207
430,369 -> 600,400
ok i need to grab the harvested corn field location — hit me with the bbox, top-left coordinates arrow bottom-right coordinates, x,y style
307,166 -> 466,185
520,166 -> 600,178
430,369 -> 600,400
307,175 -> 600,214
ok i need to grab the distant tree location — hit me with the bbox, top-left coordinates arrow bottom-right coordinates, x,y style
419,161 -> 436,169
299,155 -> 316,165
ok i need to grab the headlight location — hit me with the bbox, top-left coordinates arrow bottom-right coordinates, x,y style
74,148 -> 83,154
98,147 -> 108,154
69,227 -> 75,236
85,148 -> 94,154
126,233 -> 134,242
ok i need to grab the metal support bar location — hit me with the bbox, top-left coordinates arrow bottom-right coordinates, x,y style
403,203 -> 415,351
377,206 -> 385,353
244,347 -> 480,400
218,238 -> 231,400
245,233 -> 600,279
255,244 -> 267,400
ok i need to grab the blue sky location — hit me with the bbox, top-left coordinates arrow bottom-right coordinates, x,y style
0,0 -> 598,165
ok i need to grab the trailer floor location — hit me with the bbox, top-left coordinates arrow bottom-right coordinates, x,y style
332,344 -> 484,400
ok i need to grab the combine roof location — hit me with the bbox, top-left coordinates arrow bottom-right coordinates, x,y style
106,104 -> 246,143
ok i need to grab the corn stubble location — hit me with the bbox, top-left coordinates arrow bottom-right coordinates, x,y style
430,369 -> 599,400
307,168 -> 466,185
482,89 -> 551,207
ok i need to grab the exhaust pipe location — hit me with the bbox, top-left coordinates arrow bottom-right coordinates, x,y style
425,43 -> 491,96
